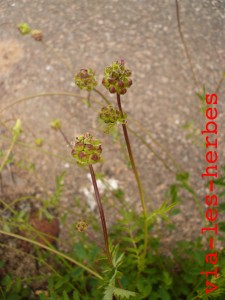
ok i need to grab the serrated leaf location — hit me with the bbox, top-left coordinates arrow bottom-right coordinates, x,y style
134,234 -> 144,243
113,287 -> 136,299
103,286 -> 114,300
126,247 -> 138,254
121,236 -> 134,243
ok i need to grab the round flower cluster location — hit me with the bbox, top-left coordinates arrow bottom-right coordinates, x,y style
99,105 -> 127,124
71,133 -> 102,166
76,220 -> 88,232
74,68 -> 98,91
102,59 -> 132,95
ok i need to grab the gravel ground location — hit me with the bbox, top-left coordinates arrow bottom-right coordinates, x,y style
0,0 -> 225,248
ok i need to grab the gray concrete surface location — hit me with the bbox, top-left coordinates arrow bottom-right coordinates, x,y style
0,0 -> 225,246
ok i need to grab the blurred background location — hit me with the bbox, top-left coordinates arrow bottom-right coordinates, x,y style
0,0 -> 224,266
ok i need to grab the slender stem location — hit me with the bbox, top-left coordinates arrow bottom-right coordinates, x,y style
0,287 -> 6,300
0,173 -> 3,193
89,164 -> 112,265
143,221 -> 148,258
0,229 -> 103,280
2,196 -> 31,213
8,164 -> 16,184
0,198 -> 17,214
116,93 -> 149,261
0,136 -> 16,173
116,94 -> 147,217
1,133 -> 71,162
87,91 -> 91,107
93,88 -> 111,105
59,128 -> 71,146
215,72 -> 225,94
0,92 -> 86,114
175,0 -> 200,88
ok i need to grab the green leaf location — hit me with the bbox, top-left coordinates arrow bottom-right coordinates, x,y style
71,267 -> 83,279
169,208 -> 180,216
103,286 -> 114,300
218,202 -> 225,211
73,243 -> 87,260
49,171 -> 66,206
113,287 -> 136,299
147,200 -> 179,224
219,222 -> 225,232
63,291 -> 70,300
162,271 -> 173,287
73,290 -> 80,300
54,275 -> 70,289
170,184 -> 178,203
12,119 -> 22,141
137,278 -> 152,297
176,172 -> 189,182
158,287 -> 171,300
194,251 -> 206,267
212,177 -> 225,186
126,247 -> 138,254
3,223 -> 11,233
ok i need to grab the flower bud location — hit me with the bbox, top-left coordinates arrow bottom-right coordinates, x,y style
50,119 -> 61,130
119,88 -> 127,95
118,58 -> 125,65
109,86 -> 116,94
108,78 -> 116,84
76,220 -> 88,232
74,68 -> 98,91
35,138 -> 44,147
117,81 -> 124,88
126,79 -> 133,87
31,30 -> 43,41
89,153 -> 100,164
17,23 -> 31,35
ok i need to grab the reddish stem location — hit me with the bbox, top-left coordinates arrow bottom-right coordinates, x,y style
89,164 -> 112,265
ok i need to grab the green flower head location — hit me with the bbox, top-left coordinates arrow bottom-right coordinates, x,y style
50,119 -> 61,130
17,22 -> 31,35
102,59 -> 132,95
74,68 -> 98,91
99,105 -> 127,133
71,133 -> 102,166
